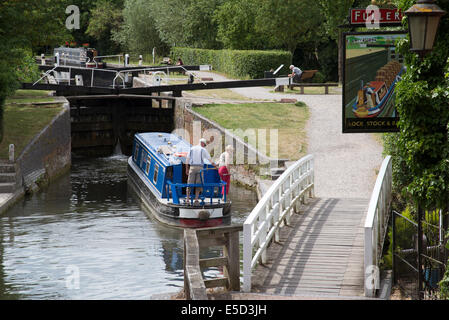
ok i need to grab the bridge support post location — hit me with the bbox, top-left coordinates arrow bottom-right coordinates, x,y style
184,226 -> 243,299
224,231 -> 240,291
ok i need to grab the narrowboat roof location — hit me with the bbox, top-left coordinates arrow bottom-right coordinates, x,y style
135,132 -> 198,166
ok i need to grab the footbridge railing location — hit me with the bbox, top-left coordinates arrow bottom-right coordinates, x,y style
243,155 -> 314,292
364,155 -> 392,297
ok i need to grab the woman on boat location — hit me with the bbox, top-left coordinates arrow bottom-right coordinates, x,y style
218,145 -> 234,198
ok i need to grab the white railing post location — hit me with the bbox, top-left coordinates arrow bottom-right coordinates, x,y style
125,53 -> 129,67
242,155 -> 314,292
364,226 -> 375,297
262,207 -> 269,264
275,188 -> 282,241
243,223 -> 253,292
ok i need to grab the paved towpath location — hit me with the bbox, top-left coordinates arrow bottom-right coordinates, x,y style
185,71 -> 384,299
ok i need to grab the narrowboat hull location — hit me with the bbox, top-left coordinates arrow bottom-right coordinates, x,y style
352,83 -> 395,118
352,61 -> 404,118
127,157 -> 231,228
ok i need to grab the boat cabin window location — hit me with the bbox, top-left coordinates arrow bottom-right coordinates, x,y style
141,153 -> 147,169
378,85 -> 387,100
134,145 -> 139,161
153,164 -> 159,184
166,166 -> 173,181
146,157 -> 151,175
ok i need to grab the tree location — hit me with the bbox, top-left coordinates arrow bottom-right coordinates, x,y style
183,0 -> 224,49
255,0 -> 324,54
86,0 -> 123,54
111,0 -> 167,55
316,0 -> 356,83
149,0 -> 224,49
0,0 -> 68,142
214,0 -> 265,50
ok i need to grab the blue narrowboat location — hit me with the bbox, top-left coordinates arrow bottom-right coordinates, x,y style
127,132 -> 231,228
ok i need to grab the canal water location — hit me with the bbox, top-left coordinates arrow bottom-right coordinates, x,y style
0,155 -> 258,300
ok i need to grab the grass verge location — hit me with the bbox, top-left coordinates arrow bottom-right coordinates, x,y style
192,102 -> 309,160
185,89 -> 254,101
0,104 -> 63,159
5,90 -> 56,104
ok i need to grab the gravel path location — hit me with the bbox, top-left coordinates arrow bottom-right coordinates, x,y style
189,71 -> 384,199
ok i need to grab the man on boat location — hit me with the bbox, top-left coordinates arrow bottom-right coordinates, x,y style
186,138 -> 217,205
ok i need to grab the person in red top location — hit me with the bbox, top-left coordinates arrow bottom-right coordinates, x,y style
218,145 -> 234,199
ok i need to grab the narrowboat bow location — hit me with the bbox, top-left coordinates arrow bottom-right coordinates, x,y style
127,132 -> 231,228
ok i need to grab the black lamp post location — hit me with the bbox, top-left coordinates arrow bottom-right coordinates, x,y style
405,0 -> 446,58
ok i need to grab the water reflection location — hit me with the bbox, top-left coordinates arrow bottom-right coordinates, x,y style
0,156 -> 257,299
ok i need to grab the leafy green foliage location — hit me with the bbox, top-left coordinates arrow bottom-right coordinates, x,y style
0,0 -> 67,142
383,0 -> 449,296
148,0 -> 224,50
214,0 -> 265,50
316,0 -> 355,41
382,2 -> 449,295
385,0 -> 449,210
384,207 -> 416,270
255,0 -> 323,54
171,47 -> 292,79
111,0 -> 166,55
86,0 -> 123,53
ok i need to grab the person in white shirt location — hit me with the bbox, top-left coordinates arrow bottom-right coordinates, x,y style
218,145 -> 233,198
185,138 -> 217,204
288,64 -> 303,83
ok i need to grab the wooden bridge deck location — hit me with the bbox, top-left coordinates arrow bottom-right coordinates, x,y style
250,197 -> 369,298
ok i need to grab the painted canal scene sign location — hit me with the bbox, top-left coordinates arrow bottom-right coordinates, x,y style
343,31 -> 407,133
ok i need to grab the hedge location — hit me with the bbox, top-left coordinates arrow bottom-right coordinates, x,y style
171,47 -> 292,79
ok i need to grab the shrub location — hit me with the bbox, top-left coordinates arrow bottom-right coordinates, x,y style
295,101 -> 306,107
309,71 -> 326,83
171,47 -> 292,79
383,206 -> 416,271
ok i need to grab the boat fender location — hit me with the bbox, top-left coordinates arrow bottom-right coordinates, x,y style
198,210 -> 210,221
